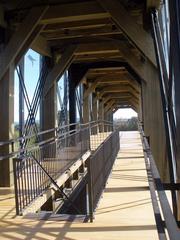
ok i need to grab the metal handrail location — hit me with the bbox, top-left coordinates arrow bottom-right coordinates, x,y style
13,125 -> 91,214
0,120 -> 113,146
0,120 -> 113,161
12,120 -> 114,215
139,123 -> 180,240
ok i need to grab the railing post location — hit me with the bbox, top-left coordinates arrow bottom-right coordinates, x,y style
87,157 -> 94,222
13,158 -> 20,215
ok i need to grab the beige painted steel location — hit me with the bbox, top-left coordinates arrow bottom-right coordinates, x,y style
141,66 -> 169,182
98,0 -> 156,66
0,6 -> 48,81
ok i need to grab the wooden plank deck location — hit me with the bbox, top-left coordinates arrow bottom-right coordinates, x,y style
0,131 -> 158,239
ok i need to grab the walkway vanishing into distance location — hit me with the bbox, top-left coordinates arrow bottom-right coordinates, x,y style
0,131 -> 158,240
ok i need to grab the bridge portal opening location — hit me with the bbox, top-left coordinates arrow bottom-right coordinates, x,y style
113,108 -> 138,131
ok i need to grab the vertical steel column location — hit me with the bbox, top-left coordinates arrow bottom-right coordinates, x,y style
83,83 -> 90,123
68,66 -> 76,129
40,56 -> 56,136
169,0 -> 180,221
64,71 -> 69,125
98,99 -> 104,132
151,9 -> 178,219
0,65 -> 14,186
18,57 -> 24,137
92,93 -> 98,134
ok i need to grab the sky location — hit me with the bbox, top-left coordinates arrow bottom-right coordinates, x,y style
14,49 -> 138,122
14,49 -> 40,122
113,108 -> 137,119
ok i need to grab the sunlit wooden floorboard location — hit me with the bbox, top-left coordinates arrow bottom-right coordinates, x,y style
0,131 -> 158,239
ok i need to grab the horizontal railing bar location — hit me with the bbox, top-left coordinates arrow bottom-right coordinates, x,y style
0,120 -> 113,161
0,120 -> 113,146
163,183 -> 180,191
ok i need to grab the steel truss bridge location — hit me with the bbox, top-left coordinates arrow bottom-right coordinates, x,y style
0,0 -> 180,239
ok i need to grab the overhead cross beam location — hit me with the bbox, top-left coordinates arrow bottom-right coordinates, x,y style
99,84 -> 139,94
42,25 -> 121,40
94,73 -> 134,83
105,99 -> 137,113
84,76 -> 138,99
112,104 -> 138,113
75,42 -> 120,56
98,86 -> 139,99
0,6 -> 48,81
102,93 -> 139,105
104,95 -> 139,107
112,99 -> 138,110
97,78 -> 140,92
75,41 -> 156,84
112,103 -> 138,112
41,1 -> 110,25
98,0 -> 156,66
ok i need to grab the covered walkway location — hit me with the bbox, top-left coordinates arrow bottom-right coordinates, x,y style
0,131 -> 158,239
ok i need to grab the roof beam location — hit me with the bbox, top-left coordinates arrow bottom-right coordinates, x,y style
74,54 -> 123,63
41,1 -> 110,25
98,0 -> 156,66
84,74 -> 138,99
75,42 -> 119,56
112,104 -> 137,113
113,104 -> 138,112
42,25 -> 121,40
96,78 -> 140,92
113,98 -> 138,109
43,18 -> 111,32
0,6 -> 48,81
102,93 -> 139,105
94,73 -> 132,83
105,95 -> 139,106
98,85 -> 139,99
99,84 -> 139,94
105,99 -> 136,113
44,45 -> 77,96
